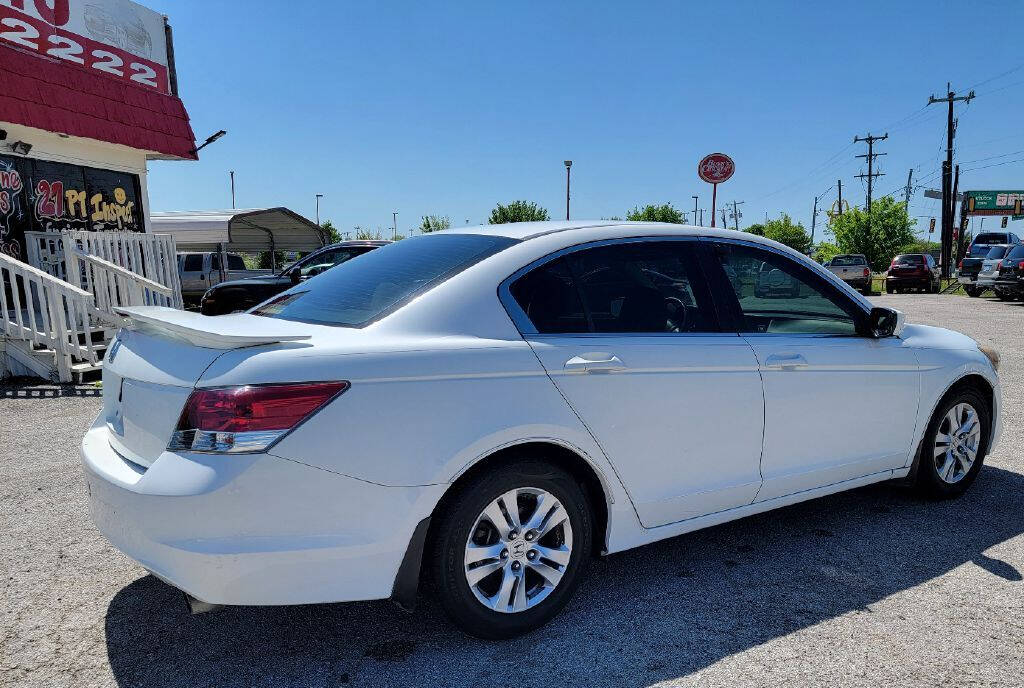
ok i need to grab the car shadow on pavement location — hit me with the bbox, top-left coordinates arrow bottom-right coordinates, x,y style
104,465 -> 1024,688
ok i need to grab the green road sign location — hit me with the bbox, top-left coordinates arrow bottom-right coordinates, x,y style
963,190 -> 1024,219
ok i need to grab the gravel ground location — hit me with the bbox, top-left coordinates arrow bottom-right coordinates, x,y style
2,293 -> 1023,687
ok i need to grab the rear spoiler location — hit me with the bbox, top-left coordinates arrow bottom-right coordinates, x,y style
114,306 -> 311,349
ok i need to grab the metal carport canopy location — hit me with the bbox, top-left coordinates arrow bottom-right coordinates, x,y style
150,208 -> 326,253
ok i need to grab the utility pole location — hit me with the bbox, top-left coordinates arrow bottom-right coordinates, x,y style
699,208 -> 704,226
392,211 -> 398,240
692,195 -> 699,226
315,193 -> 323,226
928,83 -> 975,279
854,132 -> 888,213
564,160 -> 572,220
810,195 -> 819,246
229,170 -> 236,209
903,168 -> 914,208
729,200 -> 744,230
721,208 -> 728,228
837,179 -> 843,215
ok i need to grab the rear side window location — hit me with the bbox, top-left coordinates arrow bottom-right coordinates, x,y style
182,254 -> 203,271
509,240 -> 717,334
227,254 -> 246,270
253,234 -> 516,327
1007,245 -> 1024,261
986,246 -> 1010,259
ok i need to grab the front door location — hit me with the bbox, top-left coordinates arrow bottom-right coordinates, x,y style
504,239 -> 765,528
706,240 -> 921,502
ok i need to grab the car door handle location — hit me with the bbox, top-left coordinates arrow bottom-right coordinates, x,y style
763,353 -> 809,370
564,353 -> 626,373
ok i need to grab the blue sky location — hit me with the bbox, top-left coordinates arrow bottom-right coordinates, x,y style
148,0 -> 1024,240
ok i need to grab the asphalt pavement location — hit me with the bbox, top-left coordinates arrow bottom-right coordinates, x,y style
2,292 -> 1023,687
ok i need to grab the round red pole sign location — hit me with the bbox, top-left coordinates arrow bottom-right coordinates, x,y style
698,153 -> 734,184
698,153 -> 734,227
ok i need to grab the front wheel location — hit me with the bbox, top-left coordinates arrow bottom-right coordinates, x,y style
965,286 -> 980,297
916,388 -> 990,498
430,459 -> 593,639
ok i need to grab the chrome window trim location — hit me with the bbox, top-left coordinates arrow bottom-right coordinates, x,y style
498,235 -> 709,337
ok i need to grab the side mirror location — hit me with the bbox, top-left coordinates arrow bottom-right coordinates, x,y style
867,307 -> 904,338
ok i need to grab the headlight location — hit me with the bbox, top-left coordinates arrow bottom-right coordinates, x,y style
979,345 -> 1000,371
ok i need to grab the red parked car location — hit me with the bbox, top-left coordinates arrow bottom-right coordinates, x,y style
885,253 -> 941,293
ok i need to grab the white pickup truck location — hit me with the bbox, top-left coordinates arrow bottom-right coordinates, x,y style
823,254 -> 872,294
177,252 -> 271,301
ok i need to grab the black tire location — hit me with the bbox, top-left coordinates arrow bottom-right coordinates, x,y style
915,386 -> 991,499
996,290 -> 1014,301
885,283 -> 894,294
966,286 -> 980,298
429,459 -> 593,639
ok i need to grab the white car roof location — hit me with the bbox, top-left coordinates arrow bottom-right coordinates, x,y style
441,220 -> 763,244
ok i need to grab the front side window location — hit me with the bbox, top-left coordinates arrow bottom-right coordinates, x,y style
509,240 -> 717,334
253,234 -> 516,327
182,254 -> 203,272
712,243 -> 861,335
293,248 -> 362,278
227,254 -> 246,270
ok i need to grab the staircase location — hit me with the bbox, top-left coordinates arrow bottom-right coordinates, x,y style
2,231 -> 182,383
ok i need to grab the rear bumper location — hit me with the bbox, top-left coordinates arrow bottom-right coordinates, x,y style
885,275 -> 930,284
81,419 -> 444,606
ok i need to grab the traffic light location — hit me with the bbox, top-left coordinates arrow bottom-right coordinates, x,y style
1002,216 -> 1009,228
961,216 -> 969,231
967,196 -> 976,212
929,218 -> 936,233
1015,198 -> 1022,215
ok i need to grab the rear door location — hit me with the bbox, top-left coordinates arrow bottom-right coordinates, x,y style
704,239 -> 921,501
503,238 -> 765,527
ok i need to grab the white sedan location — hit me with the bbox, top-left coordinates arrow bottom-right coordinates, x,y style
82,221 -> 1002,639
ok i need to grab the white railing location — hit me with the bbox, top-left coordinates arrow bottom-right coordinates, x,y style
67,246 -> 174,313
25,230 -> 183,309
1,252 -> 106,382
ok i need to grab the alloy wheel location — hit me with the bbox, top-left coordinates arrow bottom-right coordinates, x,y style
463,487 -> 573,613
933,402 -> 982,484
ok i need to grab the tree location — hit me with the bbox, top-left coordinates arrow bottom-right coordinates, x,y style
320,219 -> 341,244
813,241 -> 842,264
828,196 -> 917,271
489,201 -> 549,224
625,203 -> 684,223
898,239 -> 941,255
354,226 -> 384,240
749,214 -> 812,254
419,215 -> 451,233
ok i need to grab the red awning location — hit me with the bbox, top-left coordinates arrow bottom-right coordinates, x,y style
0,43 -> 197,160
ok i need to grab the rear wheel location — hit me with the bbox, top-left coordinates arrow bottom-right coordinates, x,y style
885,283 -> 894,294
430,460 -> 593,639
916,387 -> 990,499
965,286 -> 980,297
996,289 -> 1014,301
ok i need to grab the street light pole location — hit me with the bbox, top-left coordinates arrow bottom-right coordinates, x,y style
315,193 -> 323,226
393,211 -> 398,240
692,196 -> 699,226
564,160 -> 572,220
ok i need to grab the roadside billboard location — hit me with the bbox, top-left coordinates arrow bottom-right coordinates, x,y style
0,0 -> 172,93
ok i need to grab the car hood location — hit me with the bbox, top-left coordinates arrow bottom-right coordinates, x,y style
900,323 -> 979,351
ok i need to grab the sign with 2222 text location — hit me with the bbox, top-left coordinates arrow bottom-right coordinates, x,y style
0,0 -> 170,93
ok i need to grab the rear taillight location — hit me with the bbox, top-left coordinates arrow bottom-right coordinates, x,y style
168,381 -> 348,453
997,261 -> 1003,269
1019,261 -> 1024,270
863,268 -> 870,277
958,260 -> 963,270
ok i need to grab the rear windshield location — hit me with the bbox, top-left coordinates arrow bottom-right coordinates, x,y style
894,254 -> 924,264
986,246 -> 1010,259
831,255 -> 866,266
1007,245 -> 1024,261
974,233 -> 1009,245
251,234 -> 517,327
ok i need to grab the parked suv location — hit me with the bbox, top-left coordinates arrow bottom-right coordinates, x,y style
966,245 -> 1014,297
885,253 -> 940,293
200,240 -> 388,315
993,243 -> 1024,301
824,254 -> 871,294
968,232 -> 1020,260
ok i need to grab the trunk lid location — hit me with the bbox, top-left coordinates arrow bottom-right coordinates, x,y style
101,307 -> 314,467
